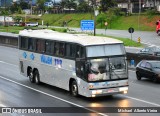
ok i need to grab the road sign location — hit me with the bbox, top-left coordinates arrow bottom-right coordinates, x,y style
81,20 -> 94,31
128,27 -> 134,40
128,27 -> 134,33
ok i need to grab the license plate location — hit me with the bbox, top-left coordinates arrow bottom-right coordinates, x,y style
108,89 -> 114,93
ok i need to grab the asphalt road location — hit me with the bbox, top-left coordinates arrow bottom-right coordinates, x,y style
0,46 -> 160,116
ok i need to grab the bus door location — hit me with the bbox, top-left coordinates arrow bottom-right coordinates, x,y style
76,58 -> 88,80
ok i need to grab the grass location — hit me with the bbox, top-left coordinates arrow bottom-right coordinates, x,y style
96,34 -> 143,47
0,26 -> 25,34
40,14 -> 159,31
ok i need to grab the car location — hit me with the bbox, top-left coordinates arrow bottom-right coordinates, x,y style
25,22 -> 38,27
11,22 -> 20,26
137,46 -> 160,56
136,60 -> 160,82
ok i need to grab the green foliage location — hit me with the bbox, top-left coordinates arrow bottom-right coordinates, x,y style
145,9 -> 157,18
96,13 -> 106,28
51,28 -> 67,33
100,0 -> 117,12
98,35 -> 143,47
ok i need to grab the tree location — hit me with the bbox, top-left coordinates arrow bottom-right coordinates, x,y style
100,0 -> 117,12
77,1 -> 91,13
19,0 -> 29,9
106,8 -> 117,29
36,0 -> 46,14
96,13 -> 106,28
13,16 -> 22,23
65,0 -> 77,13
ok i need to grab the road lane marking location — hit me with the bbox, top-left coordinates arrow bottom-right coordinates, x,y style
0,61 -> 17,67
0,75 -> 107,116
124,95 -> 160,107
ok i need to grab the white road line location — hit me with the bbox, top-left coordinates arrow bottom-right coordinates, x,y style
0,61 -> 17,67
125,95 -> 160,107
0,75 -> 107,116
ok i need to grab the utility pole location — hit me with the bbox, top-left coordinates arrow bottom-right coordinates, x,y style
4,0 -> 6,26
93,0 -> 96,36
138,0 -> 141,31
30,0 -> 32,15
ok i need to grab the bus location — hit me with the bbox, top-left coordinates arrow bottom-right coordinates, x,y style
18,29 -> 128,97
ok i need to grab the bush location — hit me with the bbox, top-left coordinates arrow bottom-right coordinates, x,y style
146,9 -> 157,16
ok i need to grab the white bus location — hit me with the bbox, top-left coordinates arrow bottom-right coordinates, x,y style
18,29 -> 128,97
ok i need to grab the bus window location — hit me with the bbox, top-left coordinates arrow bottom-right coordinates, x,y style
66,44 -> 71,57
59,43 -> 65,56
76,46 -> 85,58
45,40 -> 54,55
20,37 -> 28,49
28,38 -> 36,51
54,42 -> 60,56
65,44 -> 76,58
36,39 -> 45,53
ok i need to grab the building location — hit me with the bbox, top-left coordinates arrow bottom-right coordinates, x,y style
117,0 -> 160,13
0,0 -> 12,7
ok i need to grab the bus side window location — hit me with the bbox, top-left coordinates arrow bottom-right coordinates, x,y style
59,43 -> 65,56
28,38 -> 36,51
20,37 -> 28,49
65,43 -> 71,57
65,44 -> 76,58
45,40 -> 54,55
71,44 -> 76,58
36,39 -> 45,53
54,42 -> 60,56
76,46 -> 85,58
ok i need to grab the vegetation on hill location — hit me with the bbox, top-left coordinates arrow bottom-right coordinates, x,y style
40,13 -> 159,31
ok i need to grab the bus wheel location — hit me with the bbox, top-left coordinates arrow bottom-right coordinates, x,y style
34,70 -> 40,85
28,68 -> 34,83
71,81 -> 78,97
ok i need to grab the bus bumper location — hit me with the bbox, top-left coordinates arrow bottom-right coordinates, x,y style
88,86 -> 129,97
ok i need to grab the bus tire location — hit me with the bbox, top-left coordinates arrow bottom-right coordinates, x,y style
34,70 -> 40,85
71,80 -> 78,97
28,68 -> 35,83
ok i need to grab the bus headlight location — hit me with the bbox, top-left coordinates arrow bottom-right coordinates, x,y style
92,90 -> 102,94
119,87 -> 128,92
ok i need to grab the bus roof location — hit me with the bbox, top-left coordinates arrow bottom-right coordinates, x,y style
19,29 -> 123,46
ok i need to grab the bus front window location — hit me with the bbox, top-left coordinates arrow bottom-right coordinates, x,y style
87,57 -> 128,82
109,57 -> 128,80
87,58 -> 110,81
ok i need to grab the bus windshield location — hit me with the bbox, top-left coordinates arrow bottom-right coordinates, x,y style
86,44 -> 125,57
87,56 -> 127,82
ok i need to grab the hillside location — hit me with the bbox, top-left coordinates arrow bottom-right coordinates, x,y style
40,13 -> 159,31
